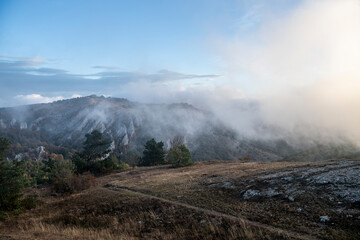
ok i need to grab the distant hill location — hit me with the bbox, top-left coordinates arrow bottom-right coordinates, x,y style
0,95 -> 358,163
0,95 -> 282,162
281,143 -> 360,162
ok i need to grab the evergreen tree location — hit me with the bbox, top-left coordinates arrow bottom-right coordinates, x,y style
82,130 -> 111,163
0,137 -> 24,211
72,130 -> 117,175
139,138 -> 165,166
0,137 -> 11,161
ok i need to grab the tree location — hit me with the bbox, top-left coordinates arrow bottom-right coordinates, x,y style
82,130 -> 111,163
168,145 -> 193,168
139,138 -> 165,166
170,136 -> 185,149
72,130 -> 112,174
72,130 -> 122,175
0,137 -> 24,212
0,137 -> 11,161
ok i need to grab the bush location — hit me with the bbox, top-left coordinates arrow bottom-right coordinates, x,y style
168,145 -> 193,168
70,173 -> 96,192
21,195 -> 38,210
51,158 -> 75,193
90,157 -> 118,175
118,162 -> 129,170
53,173 -> 96,194
22,159 -> 49,186
71,152 -> 88,174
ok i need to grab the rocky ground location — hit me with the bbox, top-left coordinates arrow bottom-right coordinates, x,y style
106,159 -> 360,239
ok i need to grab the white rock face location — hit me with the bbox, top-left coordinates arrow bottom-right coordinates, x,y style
20,122 -> 27,129
0,119 -> 6,128
320,216 -> 330,222
243,189 -> 261,199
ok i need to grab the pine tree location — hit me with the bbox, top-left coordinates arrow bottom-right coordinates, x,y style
0,137 -> 24,211
139,138 -> 165,166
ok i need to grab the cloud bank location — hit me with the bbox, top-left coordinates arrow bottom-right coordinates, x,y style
119,0 -> 360,144
209,0 -> 360,143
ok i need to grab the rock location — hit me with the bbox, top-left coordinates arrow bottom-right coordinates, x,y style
320,216 -> 330,222
243,189 -> 261,199
264,188 -> 282,197
222,182 -> 235,188
288,196 -> 295,202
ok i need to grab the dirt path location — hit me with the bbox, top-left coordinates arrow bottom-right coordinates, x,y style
105,184 -> 319,240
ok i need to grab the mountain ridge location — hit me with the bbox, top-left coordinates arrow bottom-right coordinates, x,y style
0,95 -> 358,163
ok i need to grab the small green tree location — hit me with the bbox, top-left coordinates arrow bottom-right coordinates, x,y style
168,145 -> 193,168
71,152 -> 88,174
139,138 -> 165,166
51,158 -> 76,193
0,138 -> 24,212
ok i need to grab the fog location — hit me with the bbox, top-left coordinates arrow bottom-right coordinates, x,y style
111,0 -> 360,146
3,0 -> 360,149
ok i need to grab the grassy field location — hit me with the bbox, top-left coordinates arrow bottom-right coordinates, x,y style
0,160 -> 359,239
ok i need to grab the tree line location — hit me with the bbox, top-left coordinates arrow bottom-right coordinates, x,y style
0,130 -> 193,218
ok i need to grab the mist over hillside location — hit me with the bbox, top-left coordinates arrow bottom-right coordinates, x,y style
0,95 -> 358,163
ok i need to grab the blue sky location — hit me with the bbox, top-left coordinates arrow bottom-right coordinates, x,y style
0,0 -> 317,106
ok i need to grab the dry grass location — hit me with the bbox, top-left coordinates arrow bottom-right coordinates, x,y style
0,186 -> 289,240
1,160 -> 359,239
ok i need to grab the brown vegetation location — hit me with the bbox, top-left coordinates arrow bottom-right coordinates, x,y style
0,160 -> 359,240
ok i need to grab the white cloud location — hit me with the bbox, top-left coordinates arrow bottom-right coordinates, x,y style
70,94 -> 82,98
13,94 -> 82,105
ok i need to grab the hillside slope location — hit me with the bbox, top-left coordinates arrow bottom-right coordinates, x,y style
0,159 -> 358,239
0,95 -> 282,162
1,95 -> 358,162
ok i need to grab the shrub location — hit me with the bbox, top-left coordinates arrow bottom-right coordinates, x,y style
53,173 -> 96,194
71,152 -> 88,174
70,173 -> 96,192
21,195 -> 39,210
90,157 -> 118,175
22,159 -> 49,186
51,158 -> 75,193
168,145 -> 193,168
118,162 -> 129,170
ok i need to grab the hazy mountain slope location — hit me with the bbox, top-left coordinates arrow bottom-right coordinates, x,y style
0,95 -> 358,162
0,95 -> 281,161
281,143 -> 360,162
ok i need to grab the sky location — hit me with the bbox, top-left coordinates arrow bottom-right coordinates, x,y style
0,0 -> 301,106
1,0 -> 360,142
